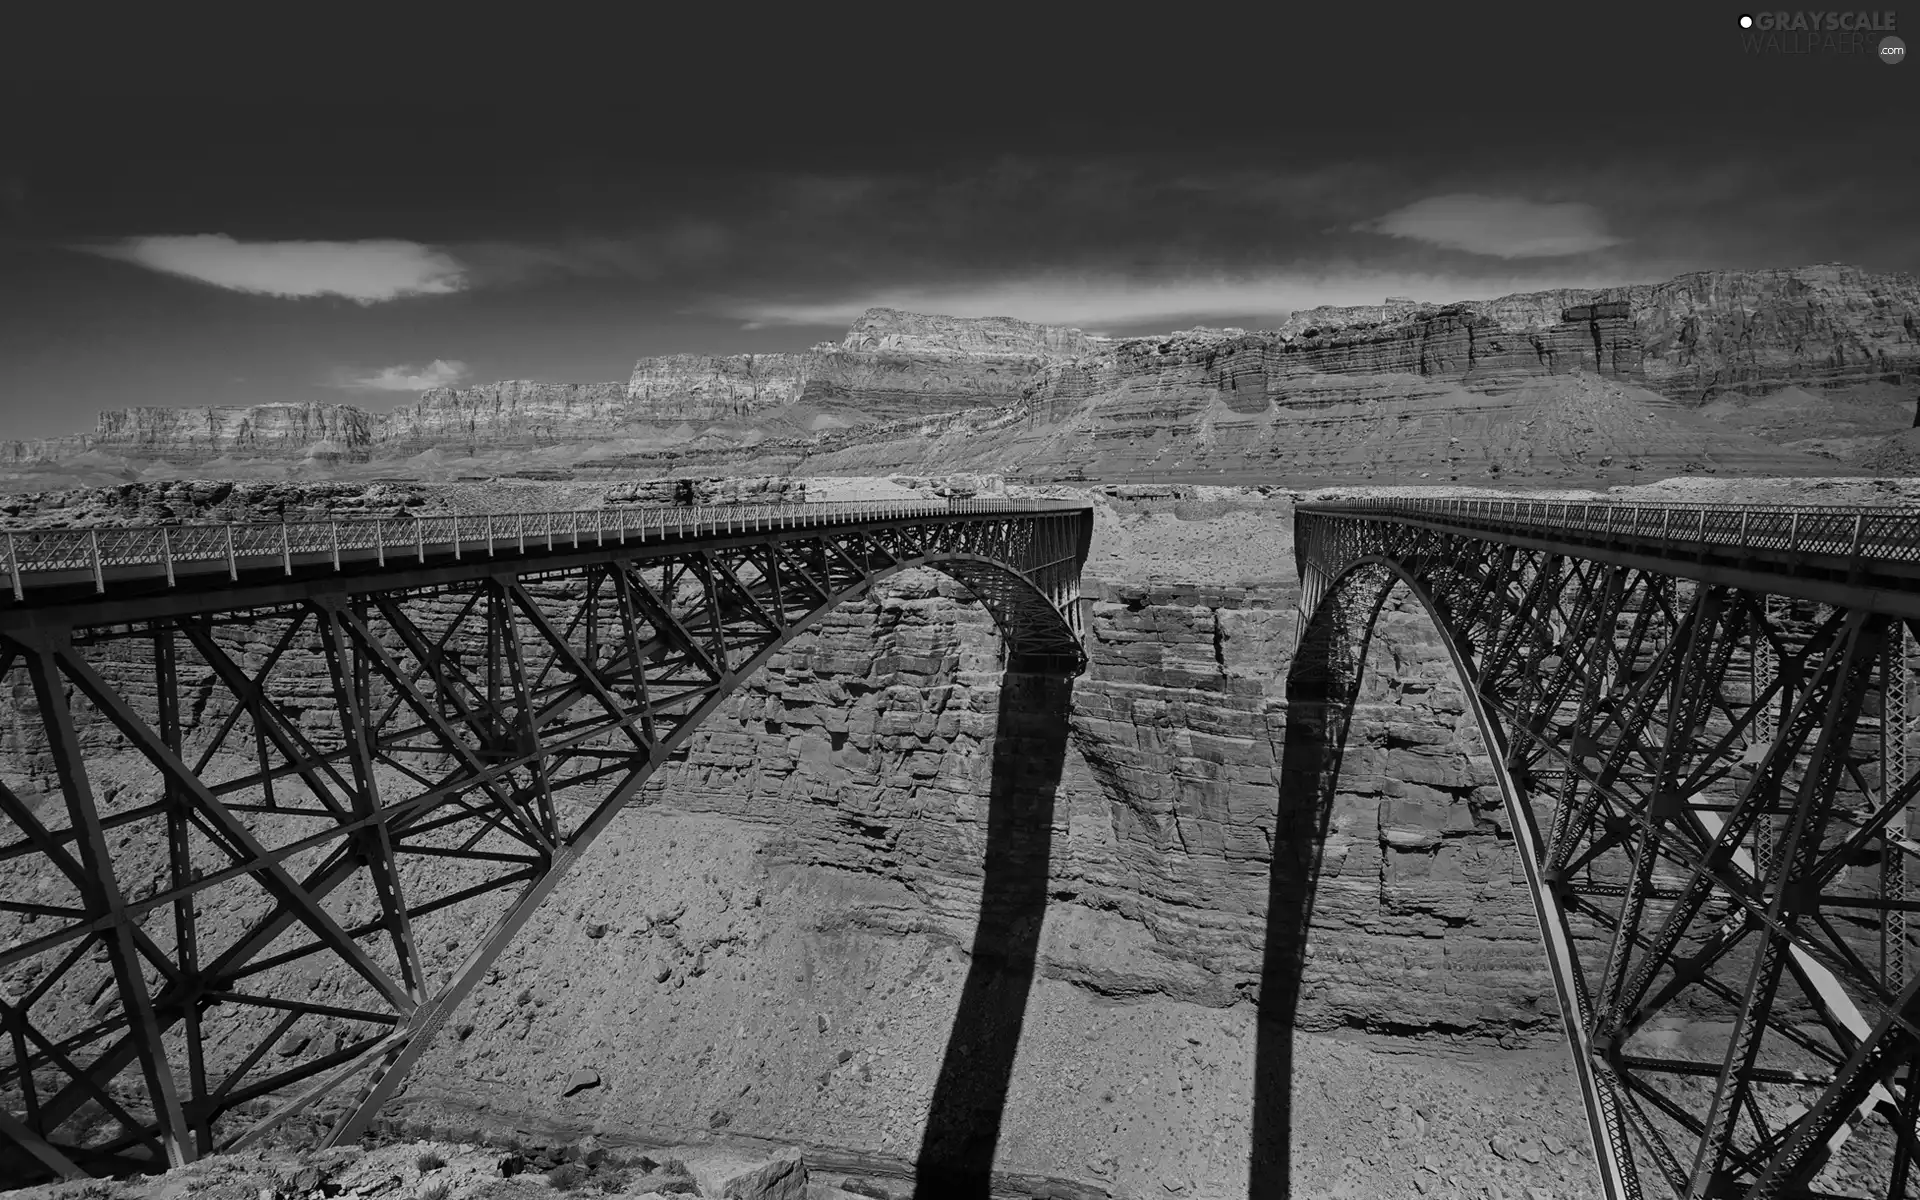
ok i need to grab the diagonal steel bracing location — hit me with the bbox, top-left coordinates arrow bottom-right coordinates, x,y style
1295,500 -> 1920,1200
0,502 -> 1091,1181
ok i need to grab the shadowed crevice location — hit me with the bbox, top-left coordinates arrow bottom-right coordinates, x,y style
913,669 -> 1075,1198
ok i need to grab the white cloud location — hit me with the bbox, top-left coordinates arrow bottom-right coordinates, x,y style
79,235 -> 468,302
334,359 -> 470,391
712,267 -> 1663,334
1354,194 -> 1625,259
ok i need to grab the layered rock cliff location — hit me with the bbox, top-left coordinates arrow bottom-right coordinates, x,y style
5,265 -> 1912,481
626,354 -> 810,422
0,386 -> 634,466
0,402 -> 377,465
1276,263 -> 1919,401
376,381 -> 633,454
840,307 -> 1102,357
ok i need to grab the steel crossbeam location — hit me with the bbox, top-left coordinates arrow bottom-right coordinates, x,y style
0,503 -> 1091,1181
1294,502 -> 1920,1200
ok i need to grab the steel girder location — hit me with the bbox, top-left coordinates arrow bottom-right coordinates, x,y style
1294,509 -> 1920,1200
0,511 -> 1090,1181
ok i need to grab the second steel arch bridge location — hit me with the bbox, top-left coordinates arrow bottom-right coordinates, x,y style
1285,495 -> 1920,1200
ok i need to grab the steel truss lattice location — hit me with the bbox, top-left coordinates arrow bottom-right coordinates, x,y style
1296,504 -> 1920,1200
0,506 -> 1091,1182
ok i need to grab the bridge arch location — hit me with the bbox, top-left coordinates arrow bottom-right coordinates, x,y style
1270,503 -> 1918,1200
1253,554 -> 1632,1194
0,508 -> 1091,1181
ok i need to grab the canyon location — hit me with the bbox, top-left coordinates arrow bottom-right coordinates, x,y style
0,482 -> 1606,1200
2,263 -> 1918,1200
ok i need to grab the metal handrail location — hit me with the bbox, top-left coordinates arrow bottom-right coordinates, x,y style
1,497 -> 1089,600
1303,496 -> 1920,566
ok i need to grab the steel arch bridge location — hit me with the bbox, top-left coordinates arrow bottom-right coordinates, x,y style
1294,496 -> 1920,1200
0,497 -> 1092,1183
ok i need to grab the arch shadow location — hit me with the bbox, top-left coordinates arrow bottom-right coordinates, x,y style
911,669 -> 1075,1197
1249,562 -> 1400,1197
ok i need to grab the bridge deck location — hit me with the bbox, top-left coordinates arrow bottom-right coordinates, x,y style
0,498 -> 1091,608
1300,496 -> 1920,618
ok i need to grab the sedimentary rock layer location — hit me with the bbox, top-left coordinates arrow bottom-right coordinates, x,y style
626,354 -> 810,422
0,403 -> 377,465
1276,263 -> 1919,400
375,381 -> 633,454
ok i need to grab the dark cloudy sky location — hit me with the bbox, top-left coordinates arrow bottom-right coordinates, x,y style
1,6 -> 1914,439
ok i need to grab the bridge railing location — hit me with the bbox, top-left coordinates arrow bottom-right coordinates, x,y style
1,497 -> 1088,599
1312,496 -> 1920,565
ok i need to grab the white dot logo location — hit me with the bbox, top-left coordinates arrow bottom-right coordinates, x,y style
1739,13 -> 1754,27
1882,35 -> 1907,64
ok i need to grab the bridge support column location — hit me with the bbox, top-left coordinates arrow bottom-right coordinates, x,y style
1884,624 -> 1917,993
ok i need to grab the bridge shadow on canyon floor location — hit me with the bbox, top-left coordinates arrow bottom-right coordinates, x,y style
907,641 -> 1356,1198
1249,613 -> 1365,1199
912,669 -> 1074,1198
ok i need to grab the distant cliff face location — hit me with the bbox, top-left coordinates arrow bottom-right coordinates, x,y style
839,307 -> 1101,357
1626,264 -> 1919,399
376,381 -> 631,453
623,312 -> 1090,426
626,354 -> 810,422
3,387 -> 635,466
51,403 -> 377,464
6,266 -> 1913,470
1272,263 -> 1918,401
